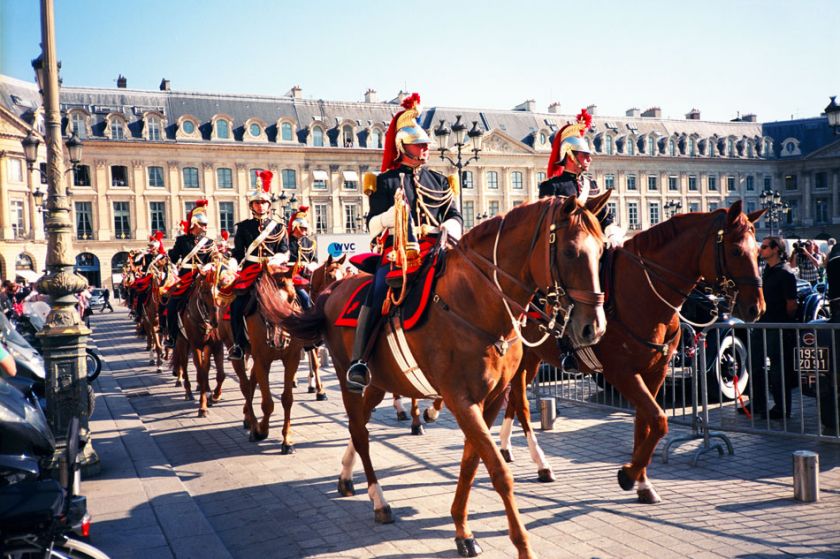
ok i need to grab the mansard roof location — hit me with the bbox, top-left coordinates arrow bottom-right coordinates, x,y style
762,117 -> 837,158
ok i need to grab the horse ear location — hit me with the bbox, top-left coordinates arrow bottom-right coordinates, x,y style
747,208 -> 767,224
337,254 -> 347,265
559,194 -> 578,215
325,254 -> 333,265
726,199 -> 743,224
584,190 -> 612,217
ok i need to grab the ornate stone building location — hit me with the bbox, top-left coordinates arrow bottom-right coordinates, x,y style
1,73 -> 836,289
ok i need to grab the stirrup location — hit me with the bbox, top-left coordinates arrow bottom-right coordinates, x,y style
228,345 -> 245,361
346,360 -> 369,394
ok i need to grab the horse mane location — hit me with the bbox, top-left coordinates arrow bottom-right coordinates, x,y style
625,208 -> 750,255
459,198 -> 604,252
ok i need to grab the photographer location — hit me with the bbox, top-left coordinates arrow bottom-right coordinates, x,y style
789,240 -> 820,285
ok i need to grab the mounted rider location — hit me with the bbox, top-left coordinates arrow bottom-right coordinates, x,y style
132,231 -> 167,323
227,170 -> 290,361
163,200 -> 215,348
288,205 -> 317,311
538,108 -> 622,245
346,92 -> 463,393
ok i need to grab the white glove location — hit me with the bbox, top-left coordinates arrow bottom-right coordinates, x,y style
603,224 -> 625,249
269,252 -> 290,266
228,257 -> 238,270
441,218 -> 463,241
200,263 -> 214,274
305,261 -> 320,272
368,207 -> 395,237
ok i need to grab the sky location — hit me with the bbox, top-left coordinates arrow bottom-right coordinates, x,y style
1,0 -> 838,123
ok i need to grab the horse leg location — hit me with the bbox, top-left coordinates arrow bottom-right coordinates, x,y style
423,397 -> 444,423
508,359 -> 554,482
338,385 -> 393,524
615,371 -> 668,504
309,349 -> 327,400
253,358 -> 274,441
448,397 -> 532,559
193,347 -> 210,417
230,357 -> 258,435
180,338 -> 194,400
211,346 -> 225,402
279,352 -> 300,454
410,398 -> 424,435
393,394 -> 409,421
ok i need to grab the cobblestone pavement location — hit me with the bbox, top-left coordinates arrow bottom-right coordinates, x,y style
83,308 -> 840,558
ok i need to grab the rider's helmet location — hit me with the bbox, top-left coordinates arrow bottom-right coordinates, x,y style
546,108 -> 593,178
288,205 -> 311,237
181,200 -> 209,234
381,92 -> 430,173
249,170 -> 273,218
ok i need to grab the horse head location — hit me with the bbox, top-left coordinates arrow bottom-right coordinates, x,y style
533,192 -> 609,348
195,264 -> 220,328
311,254 -> 347,297
699,200 -> 766,322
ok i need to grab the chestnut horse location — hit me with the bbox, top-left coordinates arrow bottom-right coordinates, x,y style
142,260 -> 176,373
273,194 -> 610,559
499,201 -> 765,503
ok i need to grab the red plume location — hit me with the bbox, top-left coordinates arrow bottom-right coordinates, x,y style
181,220 -> 189,234
154,230 -> 164,241
576,108 -> 592,135
221,230 -> 229,241
401,92 -> 421,110
257,170 -> 273,193
195,199 -> 208,208
546,128 -> 566,178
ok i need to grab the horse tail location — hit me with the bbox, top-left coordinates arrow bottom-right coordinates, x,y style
281,291 -> 329,347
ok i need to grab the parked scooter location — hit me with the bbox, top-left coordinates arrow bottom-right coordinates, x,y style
0,378 -> 110,558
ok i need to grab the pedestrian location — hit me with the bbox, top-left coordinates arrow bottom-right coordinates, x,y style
789,239 -> 820,285
741,236 -> 798,419
102,288 -> 114,313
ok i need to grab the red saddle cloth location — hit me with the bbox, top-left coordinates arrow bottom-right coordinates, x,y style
168,270 -> 197,298
230,263 -> 261,292
132,274 -> 152,293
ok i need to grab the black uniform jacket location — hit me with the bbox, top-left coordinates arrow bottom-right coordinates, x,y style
538,171 -> 614,229
368,165 -> 462,237
139,253 -> 156,273
168,234 -> 212,271
289,235 -> 317,264
232,218 -> 289,263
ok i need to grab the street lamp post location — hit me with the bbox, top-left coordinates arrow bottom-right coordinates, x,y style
27,0 -> 97,474
434,115 -> 484,213
664,200 -> 682,218
825,96 -> 840,135
759,189 -> 790,237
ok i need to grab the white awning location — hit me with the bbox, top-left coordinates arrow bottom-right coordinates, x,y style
312,170 -> 329,181
342,171 -> 359,181
15,270 -> 41,283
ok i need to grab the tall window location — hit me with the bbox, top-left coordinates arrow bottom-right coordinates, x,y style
463,201 -> 475,229
815,172 -> 828,190
689,138 -> 696,157
488,200 -> 500,216
689,175 -> 698,191
71,113 -> 86,138
7,158 -> 23,182
668,176 -> 678,191
344,203 -> 361,232
487,171 -> 499,189
727,176 -> 736,192
183,167 -> 200,188
607,202 -> 618,225
649,202 -> 660,226
536,171 -> 546,184
147,117 -> 161,141
312,126 -> 324,147
511,171 -> 523,190
10,200 -> 24,239
604,174 -> 615,190
668,139 -> 676,156
149,201 -> 166,236
707,175 -> 717,191
113,201 -> 130,239
217,167 -> 233,189
314,203 -> 329,234
281,122 -> 294,142
605,135 -> 613,155
111,119 -> 125,140
764,175 -> 772,190
111,165 -> 128,187
216,119 -> 230,139
626,138 -> 635,156
463,170 -> 474,189
73,165 -> 91,187
627,202 -> 639,229
369,129 -> 382,149
626,175 -> 637,191
282,169 -> 297,189
784,174 -> 798,191
746,175 -> 755,191
148,166 -> 165,187
815,199 -> 829,223
184,201 -> 196,215
342,125 -> 354,147
647,175 -> 657,191
75,201 -> 93,240
219,201 -> 235,234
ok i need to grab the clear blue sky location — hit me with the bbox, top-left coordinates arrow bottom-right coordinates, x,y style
1,0 -> 837,123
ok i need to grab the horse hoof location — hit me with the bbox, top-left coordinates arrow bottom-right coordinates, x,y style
281,443 -> 296,455
308,386 -> 316,394
148,359 -> 155,365
637,487 -> 662,504
316,393 -> 328,401
198,409 -> 208,418
292,380 -> 298,388
617,468 -> 635,491
175,380 -> 182,387
396,411 -> 409,421
538,469 -> 555,483
423,409 -> 437,423
500,449 -> 513,463
156,367 -> 163,373
186,393 -> 195,401
337,478 -> 355,497
252,430 -> 268,442
411,424 -> 425,436
212,394 -> 222,403
455,537 -> 482,557
374,505 -> 394,524
243,420 -> 250,430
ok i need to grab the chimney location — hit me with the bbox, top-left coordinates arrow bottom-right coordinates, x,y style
390,90 -> 408,104
741,113 -> 757,122
364,88 -> 378,103
641,106 -> 661,118
286,85 -> 302,99
159,78 -> 170,91
625,107 -> 640,118
513,99 -> 536,112
685,108 -> 701,120
116,74 -> 127,88
548,102 -> 561,114
586,104 -> 597,116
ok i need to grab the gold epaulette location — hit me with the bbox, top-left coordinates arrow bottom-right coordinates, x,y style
363,172 -> 377,196
448,173 -> 460,197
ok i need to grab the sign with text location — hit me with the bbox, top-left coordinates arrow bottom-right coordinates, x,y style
315,234 -> 372,262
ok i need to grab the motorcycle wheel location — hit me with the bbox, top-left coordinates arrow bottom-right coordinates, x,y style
706,333 -> 749,402
85,349 -> 102,382
1,536 -> 110,559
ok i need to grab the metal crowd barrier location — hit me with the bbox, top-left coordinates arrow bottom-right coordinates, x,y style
532,320 -> 840,464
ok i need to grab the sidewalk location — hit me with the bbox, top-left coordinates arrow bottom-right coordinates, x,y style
83,308 -> 840,558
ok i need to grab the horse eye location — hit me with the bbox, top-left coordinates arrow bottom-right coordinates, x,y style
563,247 -> 577,259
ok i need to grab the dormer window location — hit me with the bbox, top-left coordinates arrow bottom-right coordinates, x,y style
147,116 -> 161,141
646,136 -> 655,156
605,134 -> 613,155
249,123 -> 261,137
343,125 -> 354,147
281,122 -> 294,142
108,114 -> 127,140
369,128 -> 382,149
182,120 -> 195,134
216,119 -> 230,139
312,126 -> 324,147
626,137 -> 635,156
726,138 -> 734,157
668,138 -> 676,156
69,111 -> 89,139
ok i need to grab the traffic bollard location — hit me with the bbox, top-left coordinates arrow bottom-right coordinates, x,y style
540,397 -> 556,431
793,450 -> 819,502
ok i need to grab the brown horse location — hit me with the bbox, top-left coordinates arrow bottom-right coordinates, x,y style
499,201 -> 765,503
273,194 -> 610,559
142,260 -> 176,373
180,267 -> 227,417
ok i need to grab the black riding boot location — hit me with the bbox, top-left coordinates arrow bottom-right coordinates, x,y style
229,295 -> 248,360
346,304 -> 375,393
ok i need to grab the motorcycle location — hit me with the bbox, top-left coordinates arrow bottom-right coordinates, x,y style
0,378 -> 110,558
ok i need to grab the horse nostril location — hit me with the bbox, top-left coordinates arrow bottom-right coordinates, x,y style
582,324 -> 594,341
